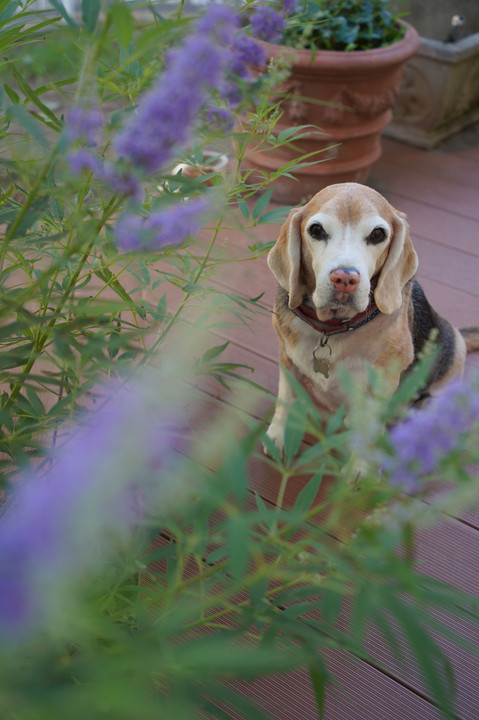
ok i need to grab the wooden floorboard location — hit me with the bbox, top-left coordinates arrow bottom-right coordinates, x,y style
380,138 -> 479,191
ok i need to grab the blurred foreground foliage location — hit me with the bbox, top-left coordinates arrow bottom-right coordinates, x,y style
0,2 -> 478,720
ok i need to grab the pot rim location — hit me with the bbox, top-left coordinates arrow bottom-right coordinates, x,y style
258,21 -> 420,71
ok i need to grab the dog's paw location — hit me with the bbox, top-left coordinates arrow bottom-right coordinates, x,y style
262,423 -> 285,460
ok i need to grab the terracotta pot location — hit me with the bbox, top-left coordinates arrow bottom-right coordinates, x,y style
247,22 -> 420,203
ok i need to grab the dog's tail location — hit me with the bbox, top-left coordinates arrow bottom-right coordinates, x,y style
460,326 -> 479,353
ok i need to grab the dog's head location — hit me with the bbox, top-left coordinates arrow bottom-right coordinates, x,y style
268,182 -> 418,321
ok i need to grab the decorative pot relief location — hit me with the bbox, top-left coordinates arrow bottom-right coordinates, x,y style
392,66 -> 432,125
313,86 -> 400,125
343,86 -> 399,117
282,80 -> 308,123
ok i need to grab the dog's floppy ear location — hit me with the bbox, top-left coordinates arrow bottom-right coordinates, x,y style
374,209 -> 418,315
267,209 -> 305,308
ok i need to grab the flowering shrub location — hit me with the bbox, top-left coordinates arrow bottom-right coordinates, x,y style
0,2 -> 478,720
0,0 -> 298,478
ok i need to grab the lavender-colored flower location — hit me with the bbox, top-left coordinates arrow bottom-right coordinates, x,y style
101,162 -> 142,200
67,148 -> 103,176
221,83 -> 244,108
0,378 -> 187,638
205,105 -> 234,131
250,5 -> 285,43
115,197 -> 210,252
114,213 -> 144,250
383,378 -> 479,493
114,8 -> 236,175
65,106 -> 102,146
281,0 -> 296,17
229,35 -> 266,76
197,3 -> 239,44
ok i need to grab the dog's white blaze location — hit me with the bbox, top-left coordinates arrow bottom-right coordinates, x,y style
306,213 -> 390,316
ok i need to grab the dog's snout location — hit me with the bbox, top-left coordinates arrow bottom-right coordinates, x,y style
329,267 -> 361,295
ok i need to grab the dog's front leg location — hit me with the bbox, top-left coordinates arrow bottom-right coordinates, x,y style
264,364 -> 295,458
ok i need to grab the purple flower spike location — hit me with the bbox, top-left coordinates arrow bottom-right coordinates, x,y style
101,163 -> 142,201
115,197 -> 210,252
250,5 -> 285,43
65,106 -> 102,146
206,105 -> 234,131
115,35 -> 228,173
114,5 -> 239,175
230,35 -> 266,75
281,0 -> 296,17
0,379 -> 187,638
197,3 -> 239,44
67,148 -> 103,176
384,377 -> 479,493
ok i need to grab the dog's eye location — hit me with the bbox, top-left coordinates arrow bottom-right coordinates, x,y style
308,222 -> 327,241
367,227 -> 387,245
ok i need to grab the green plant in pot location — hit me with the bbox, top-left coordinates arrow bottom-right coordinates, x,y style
244,0 -> 420,203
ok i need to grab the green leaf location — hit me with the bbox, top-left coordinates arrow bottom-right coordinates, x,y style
254,490 -> 268,514
277,124 -> 313,143
325,405 -> 346,436
201,341 -> 229,364
47,0 -> 77,28
309,663 -> 327,719
292,470 -> 323,516
283,399 -> 308,464
320,587 -> 343,625
252,189 -> 273,221
248,575 -> 269,612
3,83 -> 19,104
25,385 -> 45,417
142,541 -> 178,566
351,582 -> 371,645
374,609 -> 405,669
13,66 -> 62,130
93,269 -> 134,306
6,103 -> 48,145
261,432 -> 282,463
225,514 -> 249,583
82,0 -> 100,33
272,584 -> 322,608
206,546 -> 228,564
257,205 -> 293,225
237,198 -> 250,221
110,1 -> 134,47
388,595 -> 457,716
0,345 -> 32,370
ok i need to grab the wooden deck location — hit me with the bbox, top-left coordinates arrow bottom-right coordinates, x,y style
164,125 -> 479,719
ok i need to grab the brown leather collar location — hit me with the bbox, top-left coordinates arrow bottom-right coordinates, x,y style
290,297 -> 380,337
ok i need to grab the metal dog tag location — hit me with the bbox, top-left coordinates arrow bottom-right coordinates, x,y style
313,334 -> 332,378
313,356 -> 330,378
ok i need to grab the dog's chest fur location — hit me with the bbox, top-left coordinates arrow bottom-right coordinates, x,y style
284,316 -> 381,412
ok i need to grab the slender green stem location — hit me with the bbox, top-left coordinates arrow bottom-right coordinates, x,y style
275,470 -> 291,512
176,0 -> 186,21
3,197 -> 121,412
1,147 -> 59,266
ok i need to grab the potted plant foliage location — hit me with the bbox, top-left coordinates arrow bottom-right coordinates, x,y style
244,0 -> 420,202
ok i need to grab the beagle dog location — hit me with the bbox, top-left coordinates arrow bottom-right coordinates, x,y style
266,182 -> 479,455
